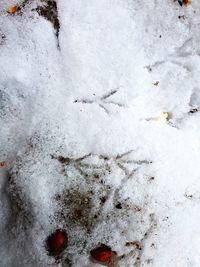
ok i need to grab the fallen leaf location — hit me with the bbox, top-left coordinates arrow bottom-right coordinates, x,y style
7,6 -> 20,14
46,229 -> 67,255
90,244 -> 113,264
0,161 -> 7,168
183,0 -> 191,5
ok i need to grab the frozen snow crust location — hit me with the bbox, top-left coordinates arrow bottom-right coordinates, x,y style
1,0 -> 200,266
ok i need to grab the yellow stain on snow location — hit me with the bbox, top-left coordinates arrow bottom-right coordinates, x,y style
162,112 -> 169,120
145,112 -> 170,123
158,112 -> 169,122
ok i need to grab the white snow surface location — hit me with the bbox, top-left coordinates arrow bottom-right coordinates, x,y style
1,0 -> 200,266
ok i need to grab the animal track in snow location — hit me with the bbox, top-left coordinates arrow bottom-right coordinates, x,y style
74,88 -> 125,114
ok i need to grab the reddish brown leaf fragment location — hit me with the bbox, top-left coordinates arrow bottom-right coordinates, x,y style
90,244 -> 113,263
0,161 -> 7,168
183,0 -> 191,5
46,229 -> 67,256
7,6 -> 20,14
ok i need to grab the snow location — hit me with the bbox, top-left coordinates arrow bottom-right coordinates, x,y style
1,0 -> 200,266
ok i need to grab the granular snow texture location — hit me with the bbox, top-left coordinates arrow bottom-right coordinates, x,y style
1,0 -> 200,266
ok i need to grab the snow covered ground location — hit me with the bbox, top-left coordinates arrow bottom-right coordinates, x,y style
1,0 -> 200,266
